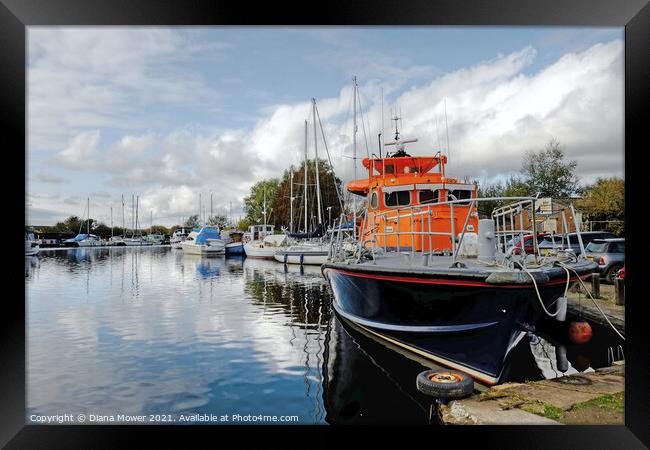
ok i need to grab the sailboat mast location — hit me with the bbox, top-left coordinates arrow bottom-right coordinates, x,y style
132,194 -> 135,236
312,98 -> 322,226
289,167 -> 294,233
352,76 -> 358,240
111,205 -> 113,238
263,189 -> 267,225
87,197 -> 90,234
136,196 -> 139,235
199,193 -> 202,226
121,195 -> 125,234
304,120 -> 308,232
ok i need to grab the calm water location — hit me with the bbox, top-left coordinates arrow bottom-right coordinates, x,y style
26,247 -> 623,425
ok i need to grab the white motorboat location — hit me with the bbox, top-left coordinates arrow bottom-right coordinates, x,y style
25,230 -> 40,256
170,227 -> 190,249
180,227 -> 226,255
144,232 -> 165,245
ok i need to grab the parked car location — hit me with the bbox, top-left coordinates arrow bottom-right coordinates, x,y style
505,233 -> 547,255
537,231 -> 617,257
583,238 -> 625,283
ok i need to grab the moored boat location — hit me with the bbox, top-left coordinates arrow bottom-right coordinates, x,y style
170,227 -> 190,249
25,230 -> 40,256
274,242 -> 329,265
180,227 -> 226,256
322,132 -> 597,386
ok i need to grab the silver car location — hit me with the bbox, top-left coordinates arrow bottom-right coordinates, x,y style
583,238 -> 625,283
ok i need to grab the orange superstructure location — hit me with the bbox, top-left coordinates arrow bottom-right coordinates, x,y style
347,145 -> 478,253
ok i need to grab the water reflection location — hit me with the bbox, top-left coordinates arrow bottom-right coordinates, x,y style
26,247 -> 622,424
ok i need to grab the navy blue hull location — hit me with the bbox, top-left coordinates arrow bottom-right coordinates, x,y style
322,266 -> 581,384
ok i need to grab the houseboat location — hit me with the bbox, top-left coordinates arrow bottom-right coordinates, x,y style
322,135 -> 596,386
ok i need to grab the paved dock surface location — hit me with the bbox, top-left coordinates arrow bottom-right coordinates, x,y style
439,364 -> 624,425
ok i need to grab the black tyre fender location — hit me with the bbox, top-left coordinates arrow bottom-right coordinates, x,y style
416,370 -> 474,398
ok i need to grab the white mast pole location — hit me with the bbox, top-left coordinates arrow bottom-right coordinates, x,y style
304,120 -> 308,233
312,98 -> 322,227
353,76 -> 358,240
263,189 -> 267,225
87,197 -> 90,234
111,206 -> 113,238
290,167 -> 294,233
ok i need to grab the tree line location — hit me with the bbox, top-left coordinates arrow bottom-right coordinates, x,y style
474,139 -> 624,235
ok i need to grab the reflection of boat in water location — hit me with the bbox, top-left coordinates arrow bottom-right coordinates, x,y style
181,253 -> 226,279
322,316 -> 433,424
25,255 -> 40,277
323,128 -> 597,385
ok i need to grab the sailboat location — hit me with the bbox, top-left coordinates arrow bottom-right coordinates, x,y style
123,195 -> 147,246
180,193 -> 226,255
274,98 -> 339,265
63,198 -> 102,247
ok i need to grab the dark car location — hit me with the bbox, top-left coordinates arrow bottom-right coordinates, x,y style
584,238 -> 625,283
505,234 -> 547,255
537,231 -> 617,257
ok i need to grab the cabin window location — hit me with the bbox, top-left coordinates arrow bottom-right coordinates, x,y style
370,191 -> 379,209
384,190 -> 411,207
384,164 -> 394,174
448,189 -> 473,205
418,189 -> 442,204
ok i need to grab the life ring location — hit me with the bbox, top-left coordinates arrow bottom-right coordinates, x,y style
416,370 -> 474,398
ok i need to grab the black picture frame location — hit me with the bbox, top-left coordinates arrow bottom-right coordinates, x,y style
4,0 -> 649,447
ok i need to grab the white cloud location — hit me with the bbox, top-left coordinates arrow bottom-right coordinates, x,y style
28,28 -> 222,151
29,37 -> 623,226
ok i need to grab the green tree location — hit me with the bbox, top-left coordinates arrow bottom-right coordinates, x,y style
521,139 -> 578,198
578,177 -> 624,235
270,159 -> 343,231
244,178 -> 280,225
184,215 -> 200,228
236,218 -> 252,232
207,215 -> 228,228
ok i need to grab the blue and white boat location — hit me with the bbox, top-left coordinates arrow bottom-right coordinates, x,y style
63,233 -> 102,247
180,227 -> 226,255
221,229 -> 245,255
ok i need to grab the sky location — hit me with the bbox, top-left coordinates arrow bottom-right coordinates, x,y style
26,27 -> 624,227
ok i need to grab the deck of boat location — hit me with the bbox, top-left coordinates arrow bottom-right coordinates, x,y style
324,252 -> 596,284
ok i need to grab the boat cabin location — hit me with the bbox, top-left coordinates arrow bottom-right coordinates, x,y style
243,224 -> 275,242
347,141 -> 478,253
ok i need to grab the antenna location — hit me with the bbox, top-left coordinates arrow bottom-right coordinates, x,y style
444,97 -> 451,160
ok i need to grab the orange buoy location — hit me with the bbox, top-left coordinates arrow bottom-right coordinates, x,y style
568,319 -> 593,344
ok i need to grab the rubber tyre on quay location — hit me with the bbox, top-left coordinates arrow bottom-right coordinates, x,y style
416,370 -> 474,398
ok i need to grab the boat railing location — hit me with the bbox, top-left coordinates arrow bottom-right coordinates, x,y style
329,195 -> 586,267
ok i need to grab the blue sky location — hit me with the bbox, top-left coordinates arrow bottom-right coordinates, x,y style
27,27 -> 623,226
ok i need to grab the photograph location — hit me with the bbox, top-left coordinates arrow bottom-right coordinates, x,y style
23,25 -> 629,427
2,0 -> 646,444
